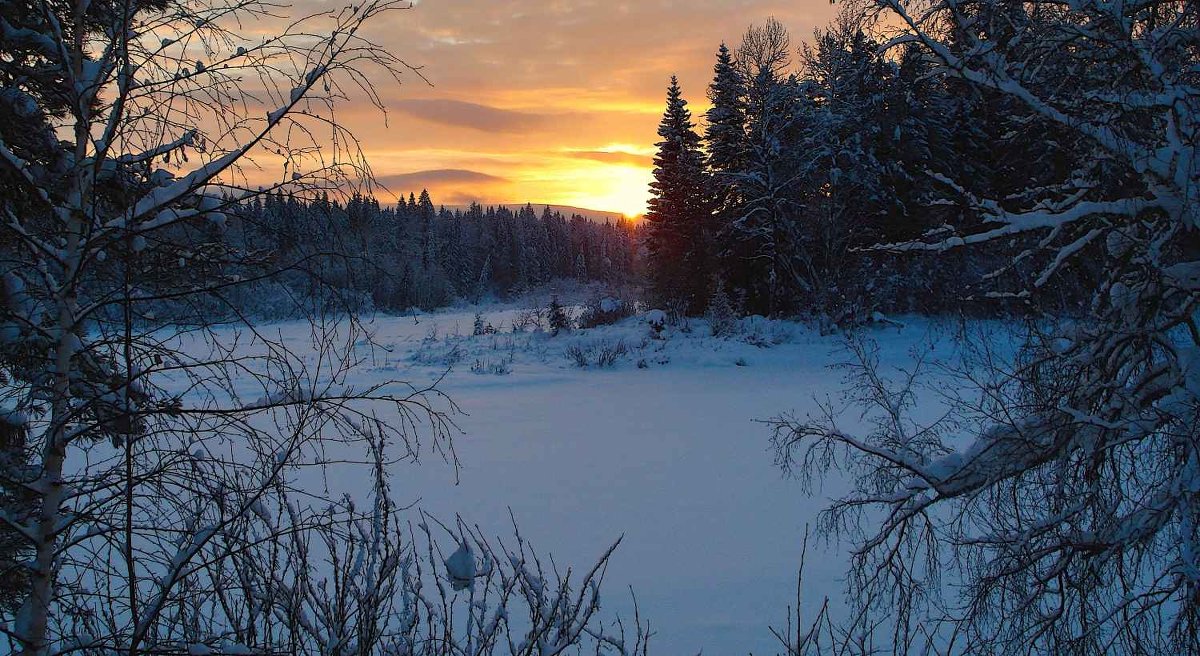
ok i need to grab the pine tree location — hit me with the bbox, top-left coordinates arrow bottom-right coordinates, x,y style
547,295 -> 571,335
705,43 -> 750,298
417,189 -> 436,270
706,280 -> 739,338
792,22 -> 893,317
574,253 -> 588,281
645,76 -> 711,314
0,411 -> 29,614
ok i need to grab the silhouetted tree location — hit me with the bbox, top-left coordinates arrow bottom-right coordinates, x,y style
646,77 -> 712,313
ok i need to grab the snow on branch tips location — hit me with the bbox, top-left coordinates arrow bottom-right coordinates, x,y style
765,1 -> 1200,653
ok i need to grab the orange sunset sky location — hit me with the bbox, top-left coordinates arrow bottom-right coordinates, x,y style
322,0 -> 841,217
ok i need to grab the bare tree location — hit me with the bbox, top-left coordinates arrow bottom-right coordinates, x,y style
771,1 -> 1200,654
737,16 -> 792,80
0,0 -> 647,654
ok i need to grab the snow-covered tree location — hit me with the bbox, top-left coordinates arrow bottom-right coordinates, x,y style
548,295 -> 571,336
788,18 -> 898,321
727,19 -> 808,316
705,43 -> 750,295
0,408 -> 28,614
0,0 -> 439,649
772,1 -> 1200,653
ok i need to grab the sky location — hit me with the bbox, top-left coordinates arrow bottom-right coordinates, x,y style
324,0 -> 841,217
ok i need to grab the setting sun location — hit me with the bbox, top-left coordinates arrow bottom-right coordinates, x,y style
326,3 -> 836,217
561,145 -> 655,218
570,164 -> 653,220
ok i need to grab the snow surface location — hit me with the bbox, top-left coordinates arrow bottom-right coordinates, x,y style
165,302 -> 972,655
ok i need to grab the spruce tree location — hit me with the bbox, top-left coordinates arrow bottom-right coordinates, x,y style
417,189 -> 436,270
547,295 -> 571,335
705,44 -> 750,303
646,76 -> 711,314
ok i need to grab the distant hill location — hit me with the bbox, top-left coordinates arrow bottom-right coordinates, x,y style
441,203 -> 630,223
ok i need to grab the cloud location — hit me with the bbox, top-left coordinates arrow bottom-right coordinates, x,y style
569,150 -> 654,167
443,191 -> 490,205
392,99 -> 547,133
371,169 -> 518,206
282,0 -> 841,213
375,168 -> 509,190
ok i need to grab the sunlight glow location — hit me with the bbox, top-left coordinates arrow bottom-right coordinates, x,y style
553,147 -> 654,217
547,163 -> 652,220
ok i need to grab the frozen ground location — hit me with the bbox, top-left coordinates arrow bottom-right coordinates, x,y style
175,300 -> 981,655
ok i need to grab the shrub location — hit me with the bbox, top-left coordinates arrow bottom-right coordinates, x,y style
594,340 -> 628,368
644,309 -> 668,339
565,344 -> 590,368
564,339 -> 628,369
577,294 -> 635,329
512,307 -> 543,333
470,358 -> 511,375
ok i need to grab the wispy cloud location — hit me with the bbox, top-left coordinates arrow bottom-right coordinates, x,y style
392,99 -> 547,133
376,168 -> 509,189
373,169 -> 513,201
569,150 -> 654,167
309,1 -> 841,214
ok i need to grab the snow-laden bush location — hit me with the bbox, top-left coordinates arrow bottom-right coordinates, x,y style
643,310 -> 669,340
740,316 -> 793,347
577,294 -> 636,329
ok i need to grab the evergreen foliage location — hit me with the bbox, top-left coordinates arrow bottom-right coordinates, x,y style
645,77 -> 712,315
765,1 -> 1200,653
216,193 -> 640,317
547,296 -> 571,335
646,10 -> 1103,321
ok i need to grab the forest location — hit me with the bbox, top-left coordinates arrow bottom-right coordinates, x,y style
216,192 -> 639,316
1,0 -> 1198,654
643,12 -> 1114,325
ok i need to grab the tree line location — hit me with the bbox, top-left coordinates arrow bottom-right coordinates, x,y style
646,11 -> 1105,323
217,191 -> 640,317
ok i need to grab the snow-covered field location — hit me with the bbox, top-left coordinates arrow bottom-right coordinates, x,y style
180,301 -> 976,655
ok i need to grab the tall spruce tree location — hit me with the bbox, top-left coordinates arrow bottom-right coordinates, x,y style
646,76 -> 710,313
417,189 -> 436,270
705,43 -> 750,302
